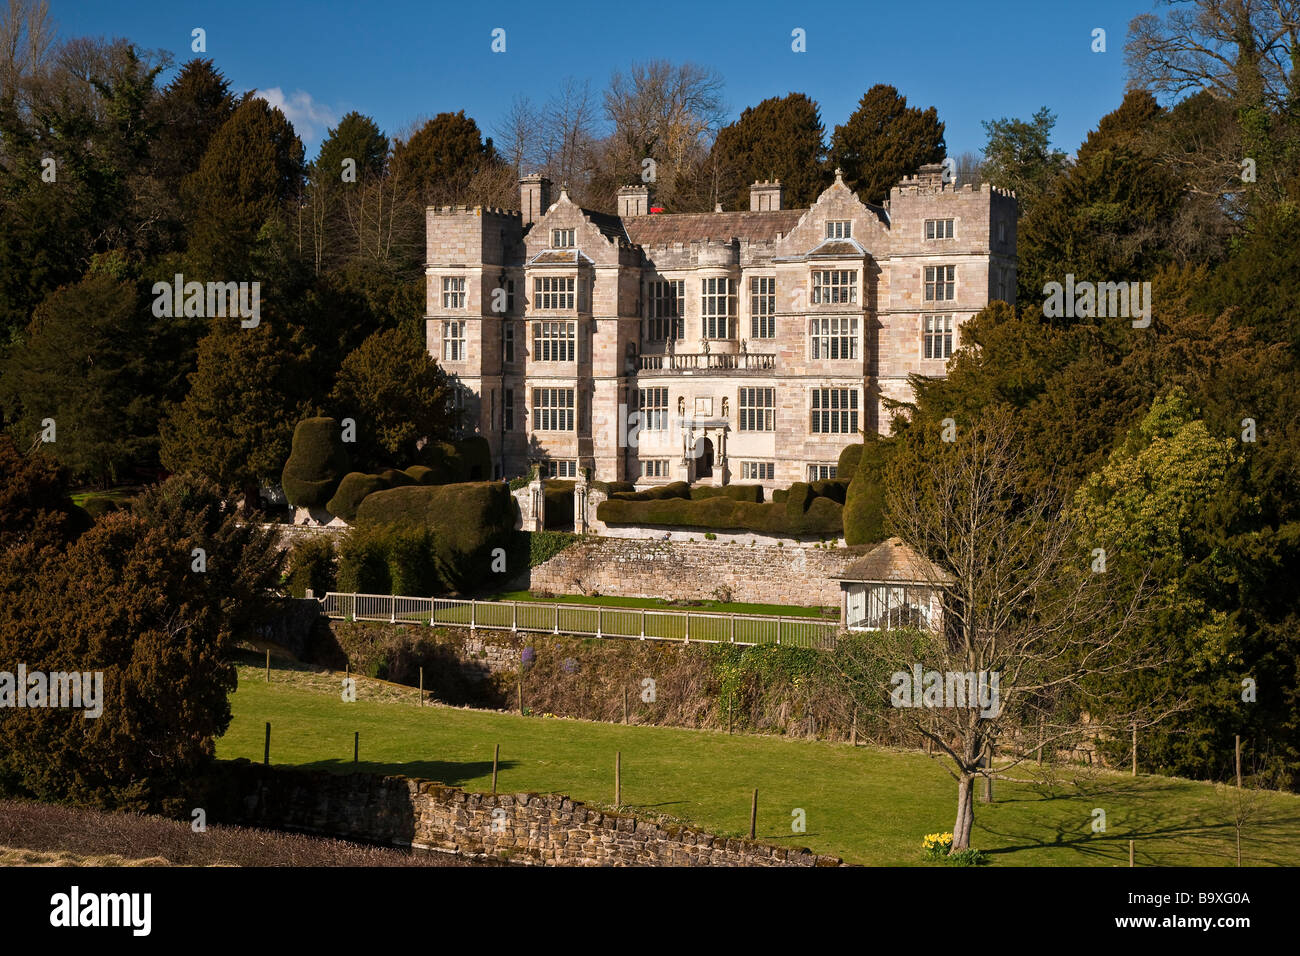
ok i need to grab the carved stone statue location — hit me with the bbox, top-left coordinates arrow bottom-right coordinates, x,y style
721,396 -> 729,417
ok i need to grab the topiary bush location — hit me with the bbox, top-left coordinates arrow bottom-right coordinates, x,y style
354,481 -> 514,593
326,472 -> 389,522
282,417 -> 350,508
377,468 -> 415,488
384,525 -> 440,596
543,480 -> 575,530
609,481 -> 691,502
690,484 -> 764,502
596,494 -> 842,536
843,433 -> 892,545
403,465 -> 435,485
592,480 -> 635,495
286,535 -> 336,598
837,442 -> 863,477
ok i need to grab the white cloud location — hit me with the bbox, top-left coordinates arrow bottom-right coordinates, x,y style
252,87 -> 337,144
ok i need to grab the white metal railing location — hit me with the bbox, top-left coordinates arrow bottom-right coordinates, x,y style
319,592 -> 839,650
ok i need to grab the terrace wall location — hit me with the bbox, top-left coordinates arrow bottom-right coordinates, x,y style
210,761 -> 842,867
530,537 -> 855,607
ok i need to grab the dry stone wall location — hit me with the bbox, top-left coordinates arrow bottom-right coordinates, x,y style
214,762 -> 841,867
530,536 -> 854,607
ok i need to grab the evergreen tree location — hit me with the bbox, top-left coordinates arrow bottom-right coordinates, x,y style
709,93 -> 827,208
828,85 -> 945,205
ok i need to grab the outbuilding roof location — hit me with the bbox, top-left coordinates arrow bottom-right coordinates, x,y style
834,537 -> 955,585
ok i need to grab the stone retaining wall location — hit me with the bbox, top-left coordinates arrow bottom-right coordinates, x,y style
531,536 -> 858,607
213,761 -> 841,867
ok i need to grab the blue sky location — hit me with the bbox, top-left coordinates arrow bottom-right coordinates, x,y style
60,0 -> 1156,158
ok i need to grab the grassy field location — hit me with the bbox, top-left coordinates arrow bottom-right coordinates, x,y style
219,662 -> 1300,866
486,590 -> 838,620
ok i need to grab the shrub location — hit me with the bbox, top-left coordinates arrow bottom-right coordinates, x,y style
542,479 -> 576,530
808,478 -> 850,504
326,472 -> 388,522
354,482 -> 514,593
377,468 -> 415,488
286,535 -> 336,597
837,442 -> 863,477
592,480 -> 635,495
384,526 -> 440,596
403,465 -> 435,485
417,436 -> 492,484
772,489 -> 788,504
596,493 -> 842,536
785,482 -> 813,516
843,433 -> 892,545
281,417 -> 349,508
609,481 -> 690,502
455,436 -> 491,481
690,484 -> 763,502
336,524 -> 392,594
80,496 -> 122,520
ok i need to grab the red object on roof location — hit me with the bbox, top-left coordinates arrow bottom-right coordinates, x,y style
650,206 -> 665,214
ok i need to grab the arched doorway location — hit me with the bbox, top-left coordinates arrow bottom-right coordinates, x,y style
695,436 -> 714,479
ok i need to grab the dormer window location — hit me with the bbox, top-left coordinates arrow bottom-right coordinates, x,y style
826,220 -> 852,239
552,228 -> 575,248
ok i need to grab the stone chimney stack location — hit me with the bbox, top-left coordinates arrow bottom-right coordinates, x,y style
915,163 -> 945,188
520,173 -> 552,225
749,179 -> 783,211
617,184 -> 649,217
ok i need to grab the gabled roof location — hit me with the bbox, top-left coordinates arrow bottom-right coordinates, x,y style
622,209 -> 806,245
581,208 -> 631,245
806,237 -> 867,258
834,537 -> 955,585
527,249 -> 594,266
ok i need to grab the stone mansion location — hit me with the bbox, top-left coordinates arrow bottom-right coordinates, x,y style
425,165 -> 1017,489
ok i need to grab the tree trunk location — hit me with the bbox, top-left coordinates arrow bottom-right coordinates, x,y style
952,773 -> 976,852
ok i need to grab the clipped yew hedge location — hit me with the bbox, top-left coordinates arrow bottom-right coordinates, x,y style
326,472 -> 389,523
418,436 -> 492,484
282,417 -> 350,508
353,481 -> 514,593
689,484 -> 764,503
597,494 -> 842,535
843,433 -> 892,545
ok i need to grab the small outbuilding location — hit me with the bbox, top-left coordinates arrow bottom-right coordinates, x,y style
833,537 -> 954,631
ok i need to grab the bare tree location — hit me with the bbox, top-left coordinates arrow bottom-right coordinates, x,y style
0,0 -> 54,95
602,60 -> 727,211
538,77 -> 600,196
1126,0 -> 1300,112
494,93 -> 540,175
835,409 -> 1167,854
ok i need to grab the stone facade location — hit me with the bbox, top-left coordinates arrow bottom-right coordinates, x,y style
530,536 -> 856,607
214,762 -> 842,867
427,165 -> 1017,496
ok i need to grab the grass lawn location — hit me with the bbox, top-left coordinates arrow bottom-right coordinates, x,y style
69,485 -> 139,507
219,662 -> 1300,866
485,590 -> 836,620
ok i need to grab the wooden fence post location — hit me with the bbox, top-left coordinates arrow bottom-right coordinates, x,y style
418,666 -> 423,707
263,722 -> 271,765
750,788 -> 758,840
615,751 -> 621,806
353,731 -> 359,764
492,743 -> 499,795
517,680 -> 524,716
850,709 -> 857,747
265,648 -> 270,683
622,688 -> 628,725
1235,734 -> 1242,788
1132,723 -> 1138,777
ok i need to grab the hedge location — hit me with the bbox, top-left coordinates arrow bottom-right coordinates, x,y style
326,472 -> 389,522
353,481 -> 514,593
543,480 -> 575,530
403,465 -> 435,485
592,480 -> 635,495
837,442 -> 863,477
377,468 -> 415,488
282,417 -> 350,508
843,433 -> 891,545
609,481 -> 691,502
418,436 -> 492,484
596,494 -> 842,536
286,535 -> 336,598
689,484 -> 764,503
